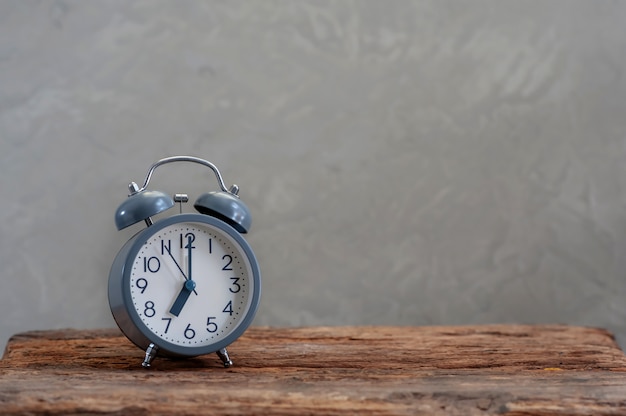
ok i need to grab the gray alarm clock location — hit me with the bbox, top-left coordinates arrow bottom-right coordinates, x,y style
108,156 -> 261,368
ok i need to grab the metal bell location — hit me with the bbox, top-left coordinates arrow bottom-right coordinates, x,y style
194,191 -> 251,233
115,188 -> 175,230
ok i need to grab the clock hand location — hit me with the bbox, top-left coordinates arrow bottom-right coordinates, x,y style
184,235 -> 198,296
186,235 -> 193,283
169,235 -> 199,317
163,244 -> 188,280
163,244 -> 197,295
169,279 -> 196,317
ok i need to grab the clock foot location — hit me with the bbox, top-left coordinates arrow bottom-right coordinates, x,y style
142,343 -> 159,368
216,348 -> 233,368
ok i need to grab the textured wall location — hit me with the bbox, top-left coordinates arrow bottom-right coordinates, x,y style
1,1 -> 626,351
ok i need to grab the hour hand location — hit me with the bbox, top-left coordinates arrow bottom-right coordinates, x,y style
169,279 -> 196,317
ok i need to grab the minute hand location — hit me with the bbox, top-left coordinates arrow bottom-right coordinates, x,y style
187,235 -> 193,282
163,245 -> 197,295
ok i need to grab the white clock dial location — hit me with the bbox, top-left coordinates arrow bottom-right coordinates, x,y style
128,221 -> 254,348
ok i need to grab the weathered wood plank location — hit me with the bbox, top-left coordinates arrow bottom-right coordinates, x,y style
1,325 -> 625,415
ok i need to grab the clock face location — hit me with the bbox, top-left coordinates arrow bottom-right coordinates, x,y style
119,215 -> 260,355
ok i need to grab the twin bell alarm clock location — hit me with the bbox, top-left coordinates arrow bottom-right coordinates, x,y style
108,156 -> 261,368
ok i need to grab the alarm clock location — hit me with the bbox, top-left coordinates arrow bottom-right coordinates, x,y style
108,156 -> 261,368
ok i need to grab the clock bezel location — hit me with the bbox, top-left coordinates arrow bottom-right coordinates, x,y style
108,213 -> 261,358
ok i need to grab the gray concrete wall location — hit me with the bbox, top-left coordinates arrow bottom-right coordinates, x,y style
2,1 -> 626,351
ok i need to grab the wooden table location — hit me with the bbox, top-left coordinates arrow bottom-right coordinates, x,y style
1,325 -> 626,415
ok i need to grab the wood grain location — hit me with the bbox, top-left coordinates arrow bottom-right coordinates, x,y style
1,325 -> 626,415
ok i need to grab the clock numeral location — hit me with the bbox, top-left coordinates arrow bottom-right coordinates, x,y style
144,301 -> 156,318
136,278 -> 148,294
180,232 -> 196,249
161,239 -> 171,256
229,277 -> 241,293
222,255 -> 233,271
222,301 -> 233,316
184,323 -> 196,339
206,317 -> 218,333
161,317 -> 172,334
208,237 -> 212,254
143,256 -> 161,273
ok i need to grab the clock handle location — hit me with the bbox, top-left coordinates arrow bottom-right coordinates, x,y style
138,155 -> 237,196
